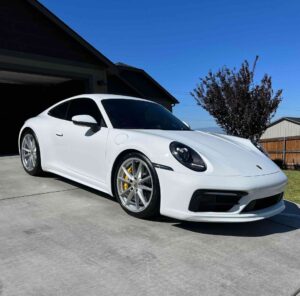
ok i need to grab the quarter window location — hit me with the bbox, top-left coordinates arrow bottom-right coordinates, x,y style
48,101 -> 69,119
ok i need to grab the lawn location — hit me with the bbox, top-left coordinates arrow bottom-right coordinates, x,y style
283,170 -> 300,204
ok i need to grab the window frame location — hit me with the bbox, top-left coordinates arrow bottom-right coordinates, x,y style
66,98 -> 107,127
48,98 -> 107,127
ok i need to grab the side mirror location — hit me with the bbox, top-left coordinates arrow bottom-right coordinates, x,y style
72,115 -> 98,128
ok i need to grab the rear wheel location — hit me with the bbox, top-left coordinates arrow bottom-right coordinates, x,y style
113,152 -> 160,219
20,131 -> 43,176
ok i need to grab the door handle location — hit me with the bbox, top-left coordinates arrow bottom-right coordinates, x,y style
56,133 -> 63,137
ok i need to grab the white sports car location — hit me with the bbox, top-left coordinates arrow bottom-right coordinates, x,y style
19,94 -> 287,222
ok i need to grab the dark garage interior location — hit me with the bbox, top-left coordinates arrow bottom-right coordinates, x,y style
0,71 -> 87,154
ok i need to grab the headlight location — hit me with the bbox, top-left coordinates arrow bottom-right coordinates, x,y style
252,141 -> 269,157
169,141 -> 206,172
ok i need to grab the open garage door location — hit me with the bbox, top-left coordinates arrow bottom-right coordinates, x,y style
0,70 -> 88,155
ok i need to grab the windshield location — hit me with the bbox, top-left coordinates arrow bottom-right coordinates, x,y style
102,99 -> 190,130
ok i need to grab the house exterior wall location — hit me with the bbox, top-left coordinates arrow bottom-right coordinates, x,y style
0,0 -> 103,66
0,0 -> 110,93
0,0 -> 177,107
261,120 -> 300,139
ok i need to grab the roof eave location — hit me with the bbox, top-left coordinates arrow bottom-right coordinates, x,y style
268,117 -> 300,128
117,64 -> 179,104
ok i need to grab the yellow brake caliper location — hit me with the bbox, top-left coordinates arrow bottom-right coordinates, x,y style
123,166 -> 133,191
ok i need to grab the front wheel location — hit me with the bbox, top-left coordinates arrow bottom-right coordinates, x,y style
113,152 -> 160,219
20,131 -> 43,176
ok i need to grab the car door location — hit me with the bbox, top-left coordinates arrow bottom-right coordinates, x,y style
62,98 -> 109,185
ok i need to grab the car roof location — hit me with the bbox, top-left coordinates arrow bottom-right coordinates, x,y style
43,94 -> 157,116
68,94 -> 152,103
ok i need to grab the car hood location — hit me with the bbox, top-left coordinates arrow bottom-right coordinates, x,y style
132,130 -> 280,177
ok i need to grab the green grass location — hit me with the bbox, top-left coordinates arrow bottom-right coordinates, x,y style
283,170 -> 300,204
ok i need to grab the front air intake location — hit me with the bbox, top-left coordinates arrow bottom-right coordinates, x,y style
241,193 -> 283,213
188,190 -> 247,212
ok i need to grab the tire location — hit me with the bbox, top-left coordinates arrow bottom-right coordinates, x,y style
20,131 -> 44,176
113,152 -> 160,219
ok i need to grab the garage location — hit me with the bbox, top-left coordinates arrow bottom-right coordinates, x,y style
0,68 -> 98,155
0,71 -> 87,154
0,0 -> 178,155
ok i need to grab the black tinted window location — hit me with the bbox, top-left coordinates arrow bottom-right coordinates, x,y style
48,101 -> 69,119
66,98 -> 106,126
102,99 -> 190,130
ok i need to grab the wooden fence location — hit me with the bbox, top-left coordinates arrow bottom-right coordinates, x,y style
260,136 -> 300,168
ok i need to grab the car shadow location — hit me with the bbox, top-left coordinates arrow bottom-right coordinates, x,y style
173,200 -> 300,237
53,174 -> 300,236
53,174 -> 118,203
53,174 -> 181,223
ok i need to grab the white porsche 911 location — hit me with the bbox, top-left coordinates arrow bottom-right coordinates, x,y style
19,94 -> 287,222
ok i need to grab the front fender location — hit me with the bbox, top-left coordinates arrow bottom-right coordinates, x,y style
104,130 -> 173,195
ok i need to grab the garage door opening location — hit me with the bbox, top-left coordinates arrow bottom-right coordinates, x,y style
0,71 -> 88,155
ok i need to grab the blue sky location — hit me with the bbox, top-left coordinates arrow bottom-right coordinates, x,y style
41,0 -> 300,129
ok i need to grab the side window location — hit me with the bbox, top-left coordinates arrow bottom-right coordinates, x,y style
66,98 -> 106,126
48,101 -> 69,120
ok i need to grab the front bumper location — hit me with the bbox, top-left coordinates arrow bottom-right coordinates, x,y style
156,169 -> 287,222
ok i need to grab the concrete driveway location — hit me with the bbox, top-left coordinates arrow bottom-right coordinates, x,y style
0,156 -> 300,296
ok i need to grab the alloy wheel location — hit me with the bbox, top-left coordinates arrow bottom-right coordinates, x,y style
117,157 -> 154,212
21,134 -> 37,171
